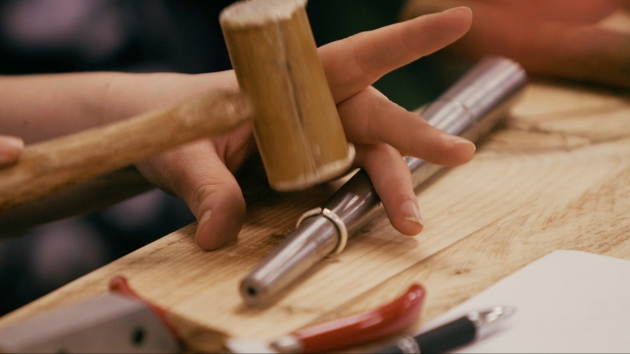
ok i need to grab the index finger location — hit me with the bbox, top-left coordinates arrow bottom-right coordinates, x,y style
318,7 -> 472,103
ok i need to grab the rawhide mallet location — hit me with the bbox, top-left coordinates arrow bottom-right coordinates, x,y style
220,0 -> 354,192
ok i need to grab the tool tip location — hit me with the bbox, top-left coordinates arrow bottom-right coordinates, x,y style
469,305 -> 516,339
240,277 -> 267,306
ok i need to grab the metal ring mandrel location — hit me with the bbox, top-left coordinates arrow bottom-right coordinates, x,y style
240,57 -> 528,306
323,208 -> 349,255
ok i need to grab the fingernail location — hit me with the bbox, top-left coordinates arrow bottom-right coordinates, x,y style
401,200 -> 424,226
198,210 -> 212,228
195,210 -> 212,248
444,6 -> 472,15
0,136 -> 24,150
196,211 -> 212,238
0,136 -> 24,165
442,134 -> 476,151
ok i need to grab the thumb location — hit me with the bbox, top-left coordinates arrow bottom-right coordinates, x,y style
137,140 -> 245,250
191,169 -> 245,251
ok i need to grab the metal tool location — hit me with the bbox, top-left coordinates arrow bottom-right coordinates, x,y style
225,284 -> 425,353
0,293 -> 180,353
377,306 -> 515,353
240,57 -> 528,306
0,276 -> 228,353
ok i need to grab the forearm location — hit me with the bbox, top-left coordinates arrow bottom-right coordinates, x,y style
402,0 -> 630,89
0,72 -> 116,143
0,70 -> 238,143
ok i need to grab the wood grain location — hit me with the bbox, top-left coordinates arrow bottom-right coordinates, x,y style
220,0 -> 353,191
0,90 -> 251,213
1,80 -> 629,351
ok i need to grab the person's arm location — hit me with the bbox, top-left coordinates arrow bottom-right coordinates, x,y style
0,71 -> 237,144
1,7 -> 476,250
402,0 -> 630,89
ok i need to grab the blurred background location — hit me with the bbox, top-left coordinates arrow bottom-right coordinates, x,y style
0,0 -> 456,316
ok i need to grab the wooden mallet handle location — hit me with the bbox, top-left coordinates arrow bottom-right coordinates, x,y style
0,90 -> 251,213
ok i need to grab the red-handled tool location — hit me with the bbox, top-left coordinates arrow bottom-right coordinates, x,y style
109,276 -> 181,341
109,276 -> 227,353
225,284 -> 426,353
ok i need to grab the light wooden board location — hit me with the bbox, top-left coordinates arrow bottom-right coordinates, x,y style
1,80 -> 630,350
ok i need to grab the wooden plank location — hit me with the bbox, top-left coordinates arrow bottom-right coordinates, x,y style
1,80 -> 629,349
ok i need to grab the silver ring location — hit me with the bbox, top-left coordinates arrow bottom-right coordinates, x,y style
295,207 -> 323,229
322,208 -> 348,255
294,207 -> 348,255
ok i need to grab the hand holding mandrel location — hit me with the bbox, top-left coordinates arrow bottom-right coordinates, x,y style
145,4 -> 478,250
241,56 -> 527,306
0,2 -> 477,251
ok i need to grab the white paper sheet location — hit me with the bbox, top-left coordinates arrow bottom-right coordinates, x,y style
424,250 -> 630,353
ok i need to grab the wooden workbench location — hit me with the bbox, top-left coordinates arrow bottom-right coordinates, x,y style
2,76 -> 630,351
